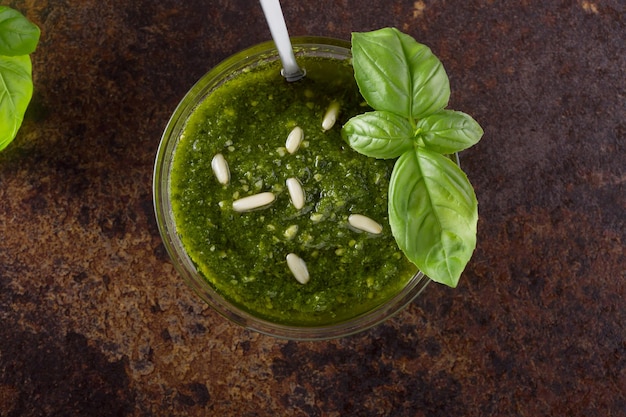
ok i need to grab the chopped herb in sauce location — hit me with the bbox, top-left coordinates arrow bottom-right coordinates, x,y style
170,56 -> 416,325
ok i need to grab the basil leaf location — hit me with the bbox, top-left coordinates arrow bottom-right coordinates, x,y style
0,6 -> 40,56
388,148 -> 478,287
417,110 -> 484,154
351,28 -> 450,120
342,111 -> 414,159
0,55 -> 33,151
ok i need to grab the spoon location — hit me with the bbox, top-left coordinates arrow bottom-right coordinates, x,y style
259,0 -> 305,82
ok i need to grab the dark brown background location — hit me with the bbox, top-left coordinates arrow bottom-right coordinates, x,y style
1,0 -> 624,416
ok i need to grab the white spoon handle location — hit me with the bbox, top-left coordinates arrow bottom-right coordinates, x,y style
259,0 -> 305,81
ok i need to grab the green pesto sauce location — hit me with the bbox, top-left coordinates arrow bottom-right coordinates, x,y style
170,56 -> 417,326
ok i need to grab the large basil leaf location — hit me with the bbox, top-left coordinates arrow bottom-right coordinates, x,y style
342,111 -> 414,159
0,55 -> 33,151
0,6 -> 40,56
388,148 -> 478,287
351,28 -> 450,120
417,110 -> 484,154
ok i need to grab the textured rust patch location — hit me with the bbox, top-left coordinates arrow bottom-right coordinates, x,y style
0,321 -> 134,416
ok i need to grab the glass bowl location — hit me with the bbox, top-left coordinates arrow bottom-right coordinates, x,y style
153,37 -> 431,340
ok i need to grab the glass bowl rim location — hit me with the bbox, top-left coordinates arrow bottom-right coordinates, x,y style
153,37 -> 432,341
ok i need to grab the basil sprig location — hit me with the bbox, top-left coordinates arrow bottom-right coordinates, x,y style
342,28 -> 483,287
0,6 -> 40,151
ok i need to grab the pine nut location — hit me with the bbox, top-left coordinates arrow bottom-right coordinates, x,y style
322,101 -> 340,131
211,153 -> 230,185
232,192 -> 275,212
348,214 -> 383,234
286,253 -> 310,284
285,126 -> 304,154
286,177 -> 305,210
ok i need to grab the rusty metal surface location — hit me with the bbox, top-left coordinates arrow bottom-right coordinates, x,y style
0,0 -> 624,415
